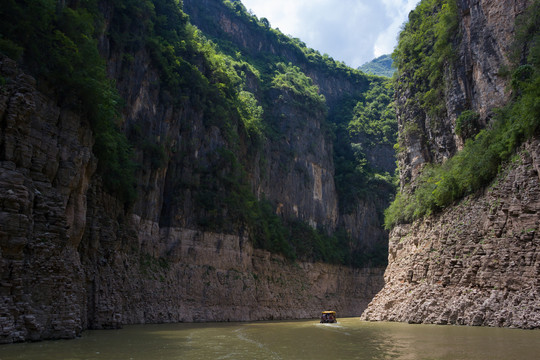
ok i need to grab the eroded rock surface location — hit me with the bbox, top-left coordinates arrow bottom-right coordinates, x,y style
0,57 -> 93,342
362,140 -> 540,328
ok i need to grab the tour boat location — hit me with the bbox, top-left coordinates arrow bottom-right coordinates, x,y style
320,311 -> 337,323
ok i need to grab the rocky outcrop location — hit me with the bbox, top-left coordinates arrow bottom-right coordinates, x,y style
362,140 -> 540,328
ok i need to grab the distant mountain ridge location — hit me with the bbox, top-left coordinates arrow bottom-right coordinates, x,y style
359,54 -> 395,77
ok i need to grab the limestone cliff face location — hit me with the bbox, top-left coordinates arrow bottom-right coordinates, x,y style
0,54 -> 384,343
255,89 -> 338,229
397,0 -> 530,187
362,140 -> 540,328
450,0 -> 529,120
363,0 -> 540,328
183,0 -> 393,257
0,57 -> 93,341
81,222 -> 383,327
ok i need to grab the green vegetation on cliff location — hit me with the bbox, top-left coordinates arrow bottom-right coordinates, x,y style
393,0 -> 458,117
0,0 -> 137,203
385,0 -> 540,229
334,79 -> 397,213
196,0 -> 399,207
271,62 -> 326,113
183,0 -> 397,266
349,81 -> 396,146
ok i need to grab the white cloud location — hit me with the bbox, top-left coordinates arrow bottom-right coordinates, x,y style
374,0 -> 420,57
240,0 -> 420,67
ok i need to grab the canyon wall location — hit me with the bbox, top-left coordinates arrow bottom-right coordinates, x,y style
0,0 -> 388,343
0,55 -> 385,343
183,0 -> 393,264
362,0 -> 540,328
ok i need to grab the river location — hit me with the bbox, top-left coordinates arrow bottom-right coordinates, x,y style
1,318 -> 539,359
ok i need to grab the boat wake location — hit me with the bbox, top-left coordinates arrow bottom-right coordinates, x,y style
233,328 -> 283,360
315,322 -> 351,336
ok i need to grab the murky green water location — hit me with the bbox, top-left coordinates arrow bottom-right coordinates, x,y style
1,318 -> 539,360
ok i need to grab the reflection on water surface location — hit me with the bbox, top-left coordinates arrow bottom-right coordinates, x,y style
1,318 -> 539,360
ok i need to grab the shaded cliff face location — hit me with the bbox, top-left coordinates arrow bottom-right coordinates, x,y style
183,0 -> 394,259
94,0 -> 344,242
0,56 -> 385,343
0,57 -> 93,341
0,0 -> 391,343
362,140 -> 540,328
95,0 -> 351,237
257,89 -> 338,229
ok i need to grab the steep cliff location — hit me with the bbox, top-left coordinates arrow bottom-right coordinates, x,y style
363,140 -> 540,328
0,56 -> 92,341
183,0 -> 396,262
0,41 -> 384,344
396,0 -> 531,187
182,0 -> 367,108
363,0 -> 540,328
0,0 -> 389,343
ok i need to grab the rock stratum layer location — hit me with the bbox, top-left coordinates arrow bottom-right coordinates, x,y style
362,140 -> 540,328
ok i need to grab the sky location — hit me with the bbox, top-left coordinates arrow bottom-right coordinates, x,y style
240,0 -> 421,68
